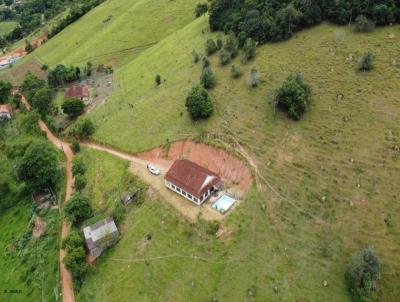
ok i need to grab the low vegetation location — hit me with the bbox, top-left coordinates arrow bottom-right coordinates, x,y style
345,247 -> 382,302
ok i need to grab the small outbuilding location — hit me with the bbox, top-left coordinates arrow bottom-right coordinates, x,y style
120,190 -> 140,206
0,104 -> 13,119
165,159 -> 222,205
83,217 -> 119,258
65,85 -> 89,102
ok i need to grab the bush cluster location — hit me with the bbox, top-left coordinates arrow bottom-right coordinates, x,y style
275,73 -> 311,120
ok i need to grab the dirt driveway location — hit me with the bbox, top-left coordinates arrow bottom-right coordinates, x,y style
82,142 -> 251,221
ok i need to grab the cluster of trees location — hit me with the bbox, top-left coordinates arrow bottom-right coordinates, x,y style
62,230 -> 88,289
21,72 -> 53,116
209,0 -> 400,44
49,0 -> 105,38
345,247 -> 382,302
47,62 -> 93,88
72,157 -> 87,192
185,85 -> 213,120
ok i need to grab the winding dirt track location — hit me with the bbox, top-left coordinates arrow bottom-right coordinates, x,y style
20,95 -> 76,302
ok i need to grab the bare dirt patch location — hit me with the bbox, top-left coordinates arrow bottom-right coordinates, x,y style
32,216 -> 46,238
137,140 -> 253,193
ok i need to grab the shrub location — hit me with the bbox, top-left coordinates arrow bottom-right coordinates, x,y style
194,3 -> 208,18
200,67 -> 216,89
63,246 -> 88,287
70,118 -> 95,139
354,15 -> 375,32
216,36 -> 223,50
62,231 -> 84,252
155,74 -> 161,86
275,73 -> 311,120
224,32 -> 239,58
74,175 -> 87,192
71,139 -> 80,154
64,193 -> 93,226
202,57 -> 210,68
243,38 -> 257,63
72,157 -> 86,176
112,202 -> 126,226
192,50 -> 200,63
345,247 -> 382,302
205,39 -> 218,56
0,80 -> 12,103
358,52 -> 374,71
248,66 -> 260,87
62,98 -> 85,118
219,49 -> 231,65
185,85 -> 214,120
231,64 -> 243,78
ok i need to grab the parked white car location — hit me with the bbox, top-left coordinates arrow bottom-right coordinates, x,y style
147,164 -> 161,175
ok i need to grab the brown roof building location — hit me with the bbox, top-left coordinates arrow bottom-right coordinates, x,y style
164,159 -> 221,205
65,85 -> 89,102
0,104 -> 13,119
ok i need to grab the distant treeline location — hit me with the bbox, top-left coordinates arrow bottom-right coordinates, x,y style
209,0 -> 400,43
49,0 -> 105,38
0,0 -> 104,48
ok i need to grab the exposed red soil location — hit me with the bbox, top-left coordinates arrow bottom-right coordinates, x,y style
137,140 -> 253,193
0,33 -> 48,61
32,217 -> 45,238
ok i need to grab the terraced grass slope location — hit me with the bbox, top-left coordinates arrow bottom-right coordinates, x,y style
82,17 -> 400,301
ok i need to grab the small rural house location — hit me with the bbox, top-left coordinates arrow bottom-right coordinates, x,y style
165,159 -> 222,205
0,104 -> 13,119
65,85 -> 89,102
83,217 -> 119,258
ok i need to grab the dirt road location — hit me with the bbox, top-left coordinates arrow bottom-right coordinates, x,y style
20,94 -> 76,302
82,141 -> 252,221
82,143 -> 221,221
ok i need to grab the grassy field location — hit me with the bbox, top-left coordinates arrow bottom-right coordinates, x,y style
0,202 -> 61,302
78,147 -> 132,212
29,0 -> 200,68
0,0 -> 399,300
0,21 -> 17,36
80,18 -> 400,301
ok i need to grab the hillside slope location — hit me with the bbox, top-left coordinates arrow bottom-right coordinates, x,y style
32,0 -> 199,68
84,17 -> 400,301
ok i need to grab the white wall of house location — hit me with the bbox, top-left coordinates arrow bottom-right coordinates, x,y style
0,112 -> 12,119
165,180 -> 211,206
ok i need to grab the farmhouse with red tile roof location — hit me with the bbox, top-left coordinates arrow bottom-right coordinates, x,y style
65,85 -> 89,102
165,159 -> 222,205
0,104 -> 13,119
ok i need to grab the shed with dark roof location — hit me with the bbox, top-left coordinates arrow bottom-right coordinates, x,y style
164,159 -> 222,205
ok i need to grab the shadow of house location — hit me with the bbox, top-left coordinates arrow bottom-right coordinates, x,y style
83,217 -> 119,259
